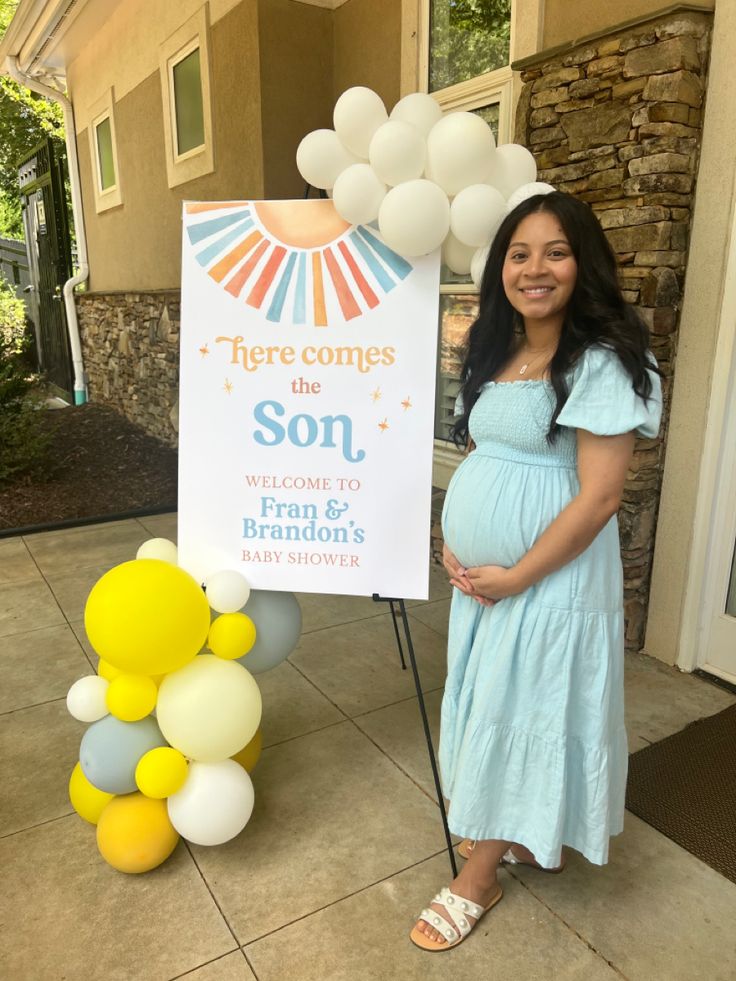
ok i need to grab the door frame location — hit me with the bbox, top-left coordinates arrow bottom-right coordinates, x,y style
677,177 -> 736,680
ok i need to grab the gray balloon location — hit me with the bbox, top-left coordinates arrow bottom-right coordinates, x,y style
79,715 -> 168,794
237,590 -> 302,674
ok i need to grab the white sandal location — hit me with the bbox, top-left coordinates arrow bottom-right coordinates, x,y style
409,884 -> 503,952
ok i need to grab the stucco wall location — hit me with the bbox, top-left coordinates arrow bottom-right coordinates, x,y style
258,0 -> 334,199
76,1 -> 263,292
333,0 -> 401,109
543,0 -> 714,50
645,0 -> 736,664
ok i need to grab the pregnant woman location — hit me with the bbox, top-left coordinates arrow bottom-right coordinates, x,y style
411,191 -> 662,952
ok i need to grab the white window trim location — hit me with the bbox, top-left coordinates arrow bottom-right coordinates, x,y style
87,88 -> 122,213
159,4 -> 214,190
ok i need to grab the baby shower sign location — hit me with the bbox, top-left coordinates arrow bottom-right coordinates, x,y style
178,199 -> 440,598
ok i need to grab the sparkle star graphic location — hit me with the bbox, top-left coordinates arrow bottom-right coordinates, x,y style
371,387 -> 382,402
199,344 -> 210,357
223,379 -> 233,394
401,397 -> 413,411
378,418 -> 389,432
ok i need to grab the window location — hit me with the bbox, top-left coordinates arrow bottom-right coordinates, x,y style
419,1 -> 515,487
160,5 -> 214,188
87,89 -> 122,212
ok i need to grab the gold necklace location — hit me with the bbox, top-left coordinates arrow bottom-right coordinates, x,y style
518,345 -> 556,376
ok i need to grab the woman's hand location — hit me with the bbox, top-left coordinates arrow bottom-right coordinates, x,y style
464,564 -> 520,601
442,545 -> 496,606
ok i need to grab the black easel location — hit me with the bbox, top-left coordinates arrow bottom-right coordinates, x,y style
372,594 -> 458,877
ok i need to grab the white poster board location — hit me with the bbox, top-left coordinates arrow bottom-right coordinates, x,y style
178,199 -> 440,599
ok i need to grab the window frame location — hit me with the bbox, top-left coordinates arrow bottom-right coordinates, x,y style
87,88 -> 123,213
159,4 -> 214,189
417,1 -> 516,488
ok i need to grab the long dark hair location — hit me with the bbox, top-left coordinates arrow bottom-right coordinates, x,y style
452,191 -> 659,446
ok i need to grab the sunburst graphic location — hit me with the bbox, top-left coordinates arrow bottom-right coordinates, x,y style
378,418 -> 389,432
223,379 -> 233,394
199,344 -> 210,357
184,200 -> 413,327
401,397 -> 412,411
371,387 -> 382,403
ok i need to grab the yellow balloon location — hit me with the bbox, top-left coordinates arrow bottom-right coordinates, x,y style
208,613 -> 257,660
97,659 -> 123,682
231,728 -> 262,773
96,794 -> 179,873
135,747 -> 188,798
85,559 -> 210,675
106,674 -> 158,722
69,762 -> 114,824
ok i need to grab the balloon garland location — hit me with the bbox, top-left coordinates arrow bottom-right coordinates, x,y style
66,539 -> 302,873
296,86 -> 555,285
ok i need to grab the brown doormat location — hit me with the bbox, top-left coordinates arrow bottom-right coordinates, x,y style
626,704 -> 736,884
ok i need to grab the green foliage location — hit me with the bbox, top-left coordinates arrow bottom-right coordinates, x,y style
0,274 -> 50,483
430,0 -> 512,92
0,0 -> 65,238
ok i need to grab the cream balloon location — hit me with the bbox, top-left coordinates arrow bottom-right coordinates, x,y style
506,181 -> 556,213
426,112 -> 495,196
296,129 -> 360,190
368,120 -> 425,186
205,570 -> 251,614
378,179 -> 450,257
136,538 -> 178,565
450,184 -> 507,248
156,655 -> 262,762
486,143 -> 538,198
66,675 -> 109,723
332,164 -> 387,225
333,86 -> 387,158
390,92 -> 443,138
442,232 -> 476,276
167,760 -> 254,846
470,244 -> 491,290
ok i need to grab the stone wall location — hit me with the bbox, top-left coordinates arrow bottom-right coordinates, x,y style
76,291 -> 181,446
513,7 -> 712,650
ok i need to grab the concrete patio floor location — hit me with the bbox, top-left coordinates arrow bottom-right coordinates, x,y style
2,513 -> 736,980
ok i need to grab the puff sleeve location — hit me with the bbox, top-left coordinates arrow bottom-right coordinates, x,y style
556,345 -> 662,438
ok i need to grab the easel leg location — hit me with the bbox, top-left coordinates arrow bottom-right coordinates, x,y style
372,593 -> 457,877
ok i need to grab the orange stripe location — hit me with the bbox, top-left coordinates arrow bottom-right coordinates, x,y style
209,231 -> 262,283
225,239 -> 269,298
246,246 -> 287,308
323,247 -> 361,321
185,201 -> 248,214
338,241 -> 379,309
312,252 -> 327,327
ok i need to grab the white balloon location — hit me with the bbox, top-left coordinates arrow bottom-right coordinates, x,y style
506,181 -> 556,213
390,92 -> 443,137
426,112 -> 495,196
442,232 -> 476,276
168,760 -> 254,846
136,538 -> 178,564
450,184 -> 507,248
486,143 -> 538,198
332,164 -> 387,225
296,129 -> 359,190
334,87 -> 388,158
66,675 -> 109,723
378,179 -> 450,257
369,120 -> 425,186
470,244 -> 491,290
205,570 -> 251,614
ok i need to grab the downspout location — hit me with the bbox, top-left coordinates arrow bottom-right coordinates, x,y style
7,55 -> 89,405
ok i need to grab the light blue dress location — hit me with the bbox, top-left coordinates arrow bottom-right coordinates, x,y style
439,345 -> 662,868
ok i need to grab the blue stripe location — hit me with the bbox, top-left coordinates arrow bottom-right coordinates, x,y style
348,231 -> 395,292
195,218 -> 254,267
187,209 -> 250,244
266,251 -> 298,322
293,252 -> 307,324
356,226 -> 413,280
